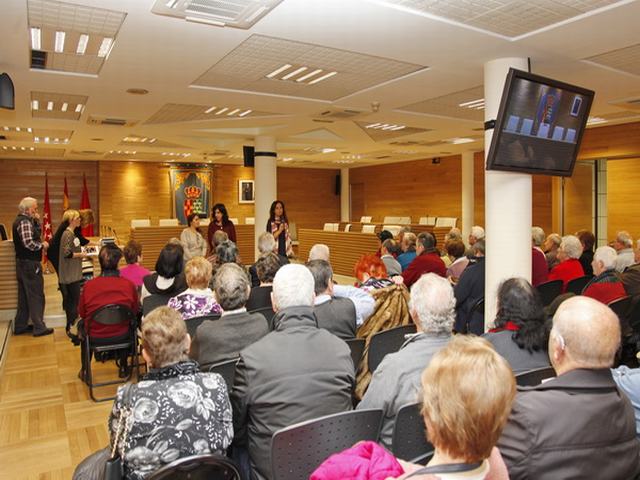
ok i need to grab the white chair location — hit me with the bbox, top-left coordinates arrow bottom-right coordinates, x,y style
435,217 -> 457,228
199,218 -> 210,226
245,217 -> 255,225
360,216 -> 372,223
362,224 -> 376,234
418,216 -> 436,226
397,217 -> 411,225
323,223 -> 334,232
228,217 -> 239,225
344,224 -> 352,232
130,219 -> 151,228
159,218 -> 179,226
382,225 -> 402,237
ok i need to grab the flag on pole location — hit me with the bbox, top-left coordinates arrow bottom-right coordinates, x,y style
80,173 -> 94,236
42,173 -> 54,267
63,176 -> 70,210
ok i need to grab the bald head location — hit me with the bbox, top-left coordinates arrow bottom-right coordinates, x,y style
550,296 -> 620,372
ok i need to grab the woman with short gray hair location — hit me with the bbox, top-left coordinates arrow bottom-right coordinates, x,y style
548,234 -> 585,292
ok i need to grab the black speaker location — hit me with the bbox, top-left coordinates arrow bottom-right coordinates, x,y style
243,145 -> 255,167
335,174 -> 341,195
0,73 -> 15,110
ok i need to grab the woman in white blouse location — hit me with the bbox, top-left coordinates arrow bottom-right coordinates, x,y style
180,213 -> 207,261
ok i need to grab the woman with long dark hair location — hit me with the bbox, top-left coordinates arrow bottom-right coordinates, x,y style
267,199 -> 291,257
207,203 -> 236,253
482,277 -> 550,374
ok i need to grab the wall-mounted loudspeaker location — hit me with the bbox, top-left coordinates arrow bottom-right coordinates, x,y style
243,145 -> 255,167
335,174 -> 341,195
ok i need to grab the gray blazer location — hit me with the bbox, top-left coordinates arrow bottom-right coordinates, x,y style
191,311 -> 269,367
498,368 -> 640,480
482,330 -> 550,374
314,297 -> 357,340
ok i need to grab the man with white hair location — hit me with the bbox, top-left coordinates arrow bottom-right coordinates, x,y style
357,273 -> 454,447
308,243 -> 330,262
469,225 -> 485,246
531,226 -> 548,286
582,246 -> 627,304
12,196 -> 52,336
614,230 -> 635,272
498,296 -> 640,479
231,264 -> 354,480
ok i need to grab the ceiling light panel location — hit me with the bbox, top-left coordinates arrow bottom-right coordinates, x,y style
27,0 -> 126,75
0,147 -> 65,158
356,121 -> 432,142
584,43 -> 640,76
119,135 -> 189,149
151,0 -> 283,30
399,85 -> 485,122
194,34 -> 426,101
371,0 -> 621,38
144,103 -> 273,125
30,91 -> 88,120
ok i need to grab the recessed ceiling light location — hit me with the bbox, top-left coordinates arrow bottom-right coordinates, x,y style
447,137 -> 475,144
266,64 -> 292,78
227,108 -> 241,116
282,66 -> 307,80
98,38 -> 113,58
296,69 -> 323,82
366,123 -> 406,131
322,148 -> 336,154
587,116 -> 607,125
308,71 -> 338,85
166,0 -> 179,8
47,101 -> 54,111
149,138 -> 157,143
31,100 -> 39,110
30,27 -> 41,50
75,104 -> 84,113
54,31 -> 66,53
77,34 -> 89,55
16,127 -> 21,132
459,98 -> 485,110
61,102 -> 68,112
238,109 -> 252,117
215,107 -> 228,115
205,106 -> 217,114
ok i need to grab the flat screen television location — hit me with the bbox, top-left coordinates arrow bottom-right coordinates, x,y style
486,68 -> 595,177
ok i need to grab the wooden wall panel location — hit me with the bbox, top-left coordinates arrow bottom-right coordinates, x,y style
277,167 -> 341,230
532,175 -> 552,234
580,121 -> 640,160
212,165 -> 256,223
0,159 -> 98,237
607,157 -> 640,242
473,153 -> 485,226
0,241 -> 17,310
563,162 -> 594,236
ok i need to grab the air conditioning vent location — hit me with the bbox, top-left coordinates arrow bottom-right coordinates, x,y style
87,116 -> 138,127
313,119 -> 334,123
30,50 -> 47,69
318,109 -> 363,120
71,150 -> 104,155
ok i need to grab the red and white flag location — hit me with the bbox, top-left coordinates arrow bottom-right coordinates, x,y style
63,176 -> 70,210
80,173 -> 94,236
42,173 -> 53,266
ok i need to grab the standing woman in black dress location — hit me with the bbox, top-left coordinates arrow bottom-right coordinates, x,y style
266,200 -> 291,258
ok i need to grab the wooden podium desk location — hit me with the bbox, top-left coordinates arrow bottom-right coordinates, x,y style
297,226 -> 451,277
0,241 -> 17,311
129,225 -> 256,270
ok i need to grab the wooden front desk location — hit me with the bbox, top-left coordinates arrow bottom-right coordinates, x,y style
0,241 -> 17,311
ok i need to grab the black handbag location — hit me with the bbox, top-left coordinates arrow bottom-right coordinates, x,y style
104,384 -> 136,480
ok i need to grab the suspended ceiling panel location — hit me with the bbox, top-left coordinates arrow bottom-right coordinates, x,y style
144,103 -> 274,125
193,34 -> 427,101
584,43 -> 640,76
398,85 -> 485,122
355,121 -> 432,141
30,91 -> 88,120
372,0 -> 624,38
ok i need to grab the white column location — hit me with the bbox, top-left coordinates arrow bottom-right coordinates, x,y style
254,136 -> 277,259
461,151 -> 474,242
340,167 -> 350,222
484,58 -> 531,327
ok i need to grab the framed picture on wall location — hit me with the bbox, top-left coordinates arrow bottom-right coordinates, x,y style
239,179 -> 255,204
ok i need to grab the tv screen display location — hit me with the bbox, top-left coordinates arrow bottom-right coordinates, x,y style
486,68 -> 594,177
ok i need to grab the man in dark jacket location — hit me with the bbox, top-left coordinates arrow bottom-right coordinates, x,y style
454,239 -> 485,334
231,264 -> 355,480
498,296 -> 640,479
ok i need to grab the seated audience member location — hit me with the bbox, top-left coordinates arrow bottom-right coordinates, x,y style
395,335 -> 515,480
307,259 -> 375,339
355,254 -> 394,291
397,232 -> 417,272
77,244 -> 139,380
498,296 -> 640,479
483,278 -> 550,374
207,230 -> 228,263
401,232 -> 446,287
309,243 -> 330,262
582,245 -> 627,304
397,226 -> 412,245
168,256 -> 222,320
119,240 -> 151,288
466,225 -> 485,257
547,234 -> 585,292
543,232 -> 562,271
231,264 -> 354,480
621,239 -> 640,298
445,227 -> 463,243
381,239 -> 402,276
445,239 -> 468,283
180,213 -> 207,261
212,240 -> 242,281
576,229 -> 596,276
531,226 -> 548,286
357,273 -> 454,447
246,252 -> 281,311
454,239 -> 485,334
141,242 -> 187,315
249,232 -> 289,287
73,306 -> 233,480
191,263 -> 269,366
614,230 -> 635,272
612,365 -> 640,437
376,229 -> 394,258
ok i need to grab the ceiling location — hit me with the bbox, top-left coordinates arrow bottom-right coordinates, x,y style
1,0 -> 640,169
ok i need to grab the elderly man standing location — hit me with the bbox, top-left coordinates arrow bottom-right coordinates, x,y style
357,273 -> 454,447
614,231 -> 635,273
401,232 -> 446,287
498,296 -> 640,479
582,246 -> 627,304
231,264 -> 354,480
13,197 -> 52,336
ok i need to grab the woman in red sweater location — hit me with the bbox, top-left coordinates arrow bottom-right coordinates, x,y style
548,234 -> 585,292
207,203 -> 237,254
